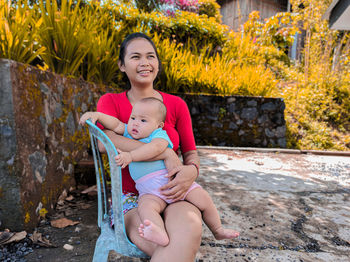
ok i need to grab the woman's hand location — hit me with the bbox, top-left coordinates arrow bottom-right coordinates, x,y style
160,150 -> 200,202
160,163 -> 198,202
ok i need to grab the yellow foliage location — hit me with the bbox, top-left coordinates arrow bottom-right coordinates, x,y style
2,0 -> 349,151
24,212 -> 31,224
39,208 -> 48,218
0,1 -> 45,63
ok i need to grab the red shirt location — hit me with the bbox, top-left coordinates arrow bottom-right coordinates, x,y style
97,91 -> 196,194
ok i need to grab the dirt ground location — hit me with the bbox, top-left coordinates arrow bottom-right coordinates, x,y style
3,148 -> 349,262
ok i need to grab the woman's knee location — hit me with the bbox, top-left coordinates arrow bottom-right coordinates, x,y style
97,140 -> 106,153
124,209 -> 157,255
164,201 -> 202,239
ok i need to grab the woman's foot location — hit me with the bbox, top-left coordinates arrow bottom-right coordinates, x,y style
138,219 -> 169,246
214,227 -> 240,240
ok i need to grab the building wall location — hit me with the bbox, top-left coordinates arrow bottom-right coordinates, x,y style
219,0 -> 289,30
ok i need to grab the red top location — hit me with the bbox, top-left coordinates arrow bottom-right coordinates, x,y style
97,91 -> 196,194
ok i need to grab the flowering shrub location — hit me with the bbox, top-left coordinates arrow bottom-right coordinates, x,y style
282,0 -> 350,150
198,0 -> 221,22
243,11 -> 299,56
108,2 -> 228,47
134,0 -> 220,22
157,0 -> 199,16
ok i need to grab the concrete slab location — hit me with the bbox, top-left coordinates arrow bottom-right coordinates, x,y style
23,148 -> 350,262
195,149 -> 350,262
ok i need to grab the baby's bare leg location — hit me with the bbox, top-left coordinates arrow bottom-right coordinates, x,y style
137,194 -> 169,246
185,188 -> 239,240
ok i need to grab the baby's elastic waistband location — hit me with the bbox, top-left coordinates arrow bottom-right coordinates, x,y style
135,169 -> 168,184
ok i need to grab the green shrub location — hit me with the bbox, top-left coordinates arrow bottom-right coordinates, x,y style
3,0 -> 349,151
37,0 -> 93,76
134,0 -> 157,13
153,33 -> 277,96
82,3 -> 123,85
106,2 -> 228,47
0,1 -> 45,64
198,0 -> 221,23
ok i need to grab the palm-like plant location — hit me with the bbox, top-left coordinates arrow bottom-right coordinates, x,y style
84,3 -> 122,85
37,0 -> 92,76
0,1 -> 45,64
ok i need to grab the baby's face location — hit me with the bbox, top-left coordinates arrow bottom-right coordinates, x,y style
127,102 -> 162,140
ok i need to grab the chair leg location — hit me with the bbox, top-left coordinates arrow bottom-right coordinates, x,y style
93,220 -> 116,262
92,238 -> 110,262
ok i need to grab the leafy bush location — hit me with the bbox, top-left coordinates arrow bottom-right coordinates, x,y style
37,0 -> 93,76
82,3 -> 123,85
281,0 -> 350,150
134,0 -> 157,13
108,2 -> 228,47
0,1 -> 45,64
153,33 -> 277,96
2,0 -> 349,150
198,0 -> 221,23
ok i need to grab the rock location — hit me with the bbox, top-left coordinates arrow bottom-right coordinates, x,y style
63,244 -> 74,251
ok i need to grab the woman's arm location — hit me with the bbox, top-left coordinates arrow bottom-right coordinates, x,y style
98,130 -> 143,153
129,138 -> 169,161
115,138 -> 170,168
99,130 -> 177,163
157,96 -> 200,201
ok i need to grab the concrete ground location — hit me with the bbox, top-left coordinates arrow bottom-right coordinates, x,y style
23,148 -> 349,262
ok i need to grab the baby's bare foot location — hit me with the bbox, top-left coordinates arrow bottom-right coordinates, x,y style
138,219 -> 169,246
214,227 -> 240,240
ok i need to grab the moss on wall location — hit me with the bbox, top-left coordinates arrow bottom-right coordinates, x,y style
0,59 -> 121,231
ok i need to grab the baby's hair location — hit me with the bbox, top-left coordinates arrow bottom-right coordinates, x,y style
139,97 -> 167,122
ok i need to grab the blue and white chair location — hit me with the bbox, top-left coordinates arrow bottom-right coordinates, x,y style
85,119 -> 149,261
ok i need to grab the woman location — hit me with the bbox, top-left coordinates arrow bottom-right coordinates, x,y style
97,32 -> 202,261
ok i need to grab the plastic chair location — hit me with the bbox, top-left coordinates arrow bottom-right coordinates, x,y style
85,119 -> 149,261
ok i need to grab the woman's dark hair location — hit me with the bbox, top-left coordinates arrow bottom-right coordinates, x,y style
118,32 -> 162,72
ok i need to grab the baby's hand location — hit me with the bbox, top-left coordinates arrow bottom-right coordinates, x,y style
115,149 -> 132,169
79,112 -> 99,125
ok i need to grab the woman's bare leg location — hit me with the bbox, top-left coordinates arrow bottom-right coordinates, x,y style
151,201 -> 202,262
124,208 -> 157,256
124,201 -> 202,260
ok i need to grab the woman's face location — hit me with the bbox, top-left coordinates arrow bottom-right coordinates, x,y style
119,38 -> 159,88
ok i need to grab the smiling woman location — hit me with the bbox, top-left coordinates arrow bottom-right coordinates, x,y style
119,38 -> 160,92
93,32 -> 203,261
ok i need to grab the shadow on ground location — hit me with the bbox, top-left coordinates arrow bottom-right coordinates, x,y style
2,148 -> 349,262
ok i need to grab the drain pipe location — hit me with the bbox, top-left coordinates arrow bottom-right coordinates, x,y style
287,0 -> 291,12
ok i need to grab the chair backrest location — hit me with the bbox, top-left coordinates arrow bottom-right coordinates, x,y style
86,119 -> 148,258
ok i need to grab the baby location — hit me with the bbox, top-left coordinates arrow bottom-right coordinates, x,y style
79,97 -> 239,246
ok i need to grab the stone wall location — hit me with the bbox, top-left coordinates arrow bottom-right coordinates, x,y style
0,59 -> 114,231
0,59 -> 285,231
181,94 -> 286,148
